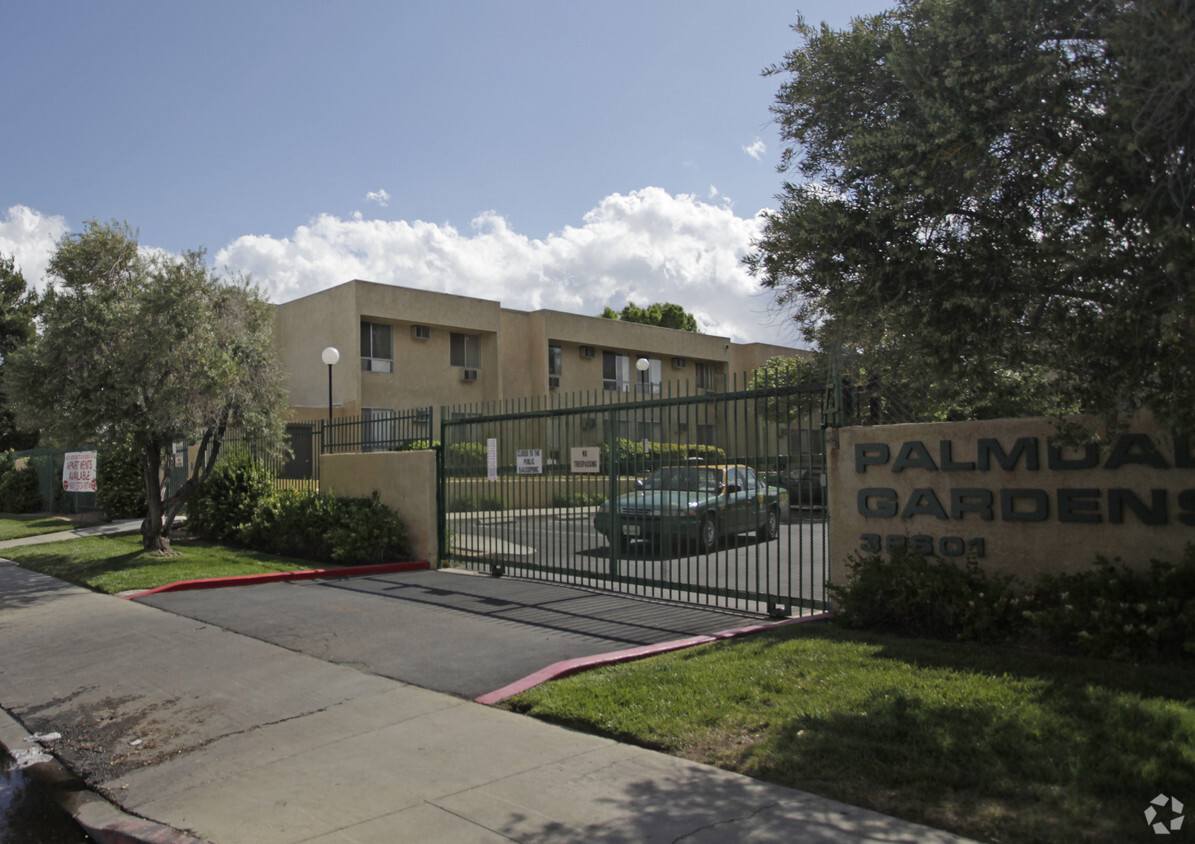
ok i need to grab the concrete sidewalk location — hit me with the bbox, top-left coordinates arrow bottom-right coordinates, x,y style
0,556 -> 976,842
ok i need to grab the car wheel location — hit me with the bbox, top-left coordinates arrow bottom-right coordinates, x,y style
759,507 -> 780,542
698,513 -> 718,553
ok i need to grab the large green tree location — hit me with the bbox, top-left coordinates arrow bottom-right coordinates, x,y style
9,221 -> 287,553
600,301 -> 700,332
747,0 -> 1195,433
0,255 -> 40,451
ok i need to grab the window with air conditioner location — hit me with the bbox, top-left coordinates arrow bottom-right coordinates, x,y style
360,321 -> 393,372
411,325 -> 430,340
450,332 -> 481,368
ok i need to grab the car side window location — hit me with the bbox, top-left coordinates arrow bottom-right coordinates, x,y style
742,468 -> 758,491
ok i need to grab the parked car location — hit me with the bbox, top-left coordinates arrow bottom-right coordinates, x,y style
780,464 -> 826,507
593,464 -> 789,553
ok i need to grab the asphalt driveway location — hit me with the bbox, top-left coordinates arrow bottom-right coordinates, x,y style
134,568 -> 765,700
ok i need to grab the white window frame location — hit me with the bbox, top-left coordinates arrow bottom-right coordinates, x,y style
450,333 -> 481,368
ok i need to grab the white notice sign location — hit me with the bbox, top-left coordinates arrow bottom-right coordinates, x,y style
571,447 -> 600,474
63,451 -> 98,493
487,439 -> 498,481
516,449 -> 543,475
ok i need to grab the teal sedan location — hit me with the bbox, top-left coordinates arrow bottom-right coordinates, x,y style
593,464 -> 788,553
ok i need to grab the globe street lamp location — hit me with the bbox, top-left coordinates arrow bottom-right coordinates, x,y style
321,347 -> 340,429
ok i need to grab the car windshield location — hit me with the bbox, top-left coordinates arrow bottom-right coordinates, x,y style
641,467 -> 721,492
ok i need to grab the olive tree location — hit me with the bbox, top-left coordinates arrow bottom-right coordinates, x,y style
9,220 -> 287,553
748,0 -> 1195,432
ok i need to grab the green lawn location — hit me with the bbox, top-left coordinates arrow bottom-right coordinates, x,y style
506,621 -> 1195,844
0,513 -> 89,542
1,533 -> 320,594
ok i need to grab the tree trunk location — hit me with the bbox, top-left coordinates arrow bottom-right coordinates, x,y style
140,443 -> 176,556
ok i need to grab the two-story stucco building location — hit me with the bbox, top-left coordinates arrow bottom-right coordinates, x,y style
274,280 -> 810,439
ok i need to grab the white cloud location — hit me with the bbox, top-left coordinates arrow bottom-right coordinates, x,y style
216,187 -> 797,346
0,205 -> 70,289
742,138 -> 767,161
366,189 -> 390,208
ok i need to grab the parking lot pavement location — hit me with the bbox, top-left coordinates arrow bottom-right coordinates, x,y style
135,569 -> 768,700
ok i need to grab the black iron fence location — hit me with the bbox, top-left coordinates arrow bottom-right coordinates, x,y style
437,378 -> 829,615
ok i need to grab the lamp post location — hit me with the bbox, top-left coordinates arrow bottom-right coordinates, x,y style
321,347 -> 339,430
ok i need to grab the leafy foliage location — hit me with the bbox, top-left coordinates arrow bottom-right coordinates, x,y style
600,302 -> 699,332
0,255 -> 40,451
187,452 -> 410,565
749,0 -> 1195,432
832,544 -> 1195,662
0,452 -> 43,513
747,354 -> 821,423
7,221 -> 287,552
96,437 -> 149,519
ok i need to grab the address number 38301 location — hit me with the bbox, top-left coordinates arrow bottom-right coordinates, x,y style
860,533 -> 986,558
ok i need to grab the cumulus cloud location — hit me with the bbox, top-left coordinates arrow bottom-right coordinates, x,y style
216,187 -> 796,345
742,138 -> 767,160
0,205 -> 69,289
366,189 -> 390,207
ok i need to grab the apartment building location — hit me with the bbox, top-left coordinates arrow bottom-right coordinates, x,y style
274,280 -> 810,444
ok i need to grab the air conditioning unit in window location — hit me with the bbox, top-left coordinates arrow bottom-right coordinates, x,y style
672,357 -> 687,369
548,376 -> 560,389
460,368 -> 478,382
579,345 -> 596,359
411,325 -> 430,340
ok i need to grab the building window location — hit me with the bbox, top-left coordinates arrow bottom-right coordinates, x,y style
362,407 -> 397,452
695,361 -> 715,390
360,321 -> 393,373
696,423 -> 717,445
603,352 -> 630,391
635,358 -> 662,395
548,344 -> 563,388
450,333 -> 481,368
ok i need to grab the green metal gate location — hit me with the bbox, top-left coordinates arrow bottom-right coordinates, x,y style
437,378 -> 828,617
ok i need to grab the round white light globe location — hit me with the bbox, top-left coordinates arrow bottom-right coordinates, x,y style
636,357 -> 650,372
321,347 -> 340,366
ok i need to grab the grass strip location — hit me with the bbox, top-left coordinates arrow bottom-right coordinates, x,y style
1,533 -> 321,594
0,514 -> 89,542
505,620 -> 1195,844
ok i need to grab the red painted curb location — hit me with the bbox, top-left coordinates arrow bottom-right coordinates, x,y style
124,561 -> 430,599
474,611 -> 834,705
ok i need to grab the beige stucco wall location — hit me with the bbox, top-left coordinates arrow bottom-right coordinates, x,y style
274,280 -> 811,431
828,415 -> 1195,587
320,450 -> 439,565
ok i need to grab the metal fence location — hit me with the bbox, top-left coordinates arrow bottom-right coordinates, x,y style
437,377 -> 829,616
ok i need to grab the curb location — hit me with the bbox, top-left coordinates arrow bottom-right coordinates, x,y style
474,610 -> 833,705
123,561 -> 430,599
0,708 -> 212,844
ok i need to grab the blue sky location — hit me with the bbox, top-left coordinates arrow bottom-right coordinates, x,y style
3,1 -> 892,347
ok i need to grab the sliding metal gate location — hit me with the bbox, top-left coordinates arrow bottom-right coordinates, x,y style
437,380 -> 828,617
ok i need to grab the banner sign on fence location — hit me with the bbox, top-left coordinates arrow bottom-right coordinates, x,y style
571,447 -> 600,474
487,438 -> 498,481
63,451 -> 97,493
517,449 -> 543,475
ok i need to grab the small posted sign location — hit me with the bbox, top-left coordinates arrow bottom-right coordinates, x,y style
516,449 -> 543,475
487,438 -> 499,481
63,451 -> 98,493
570,447 -> 600,474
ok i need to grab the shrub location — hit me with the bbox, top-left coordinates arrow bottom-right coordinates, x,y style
97,439 -> 148,519
0,453 -> 44,513
445,442 -> 486,473
1026,549 -> 1195,661
831,544 -> 1195,662
829,545 -> 1026,643
552,491 -> 606,507
395,439 -> 439,451
186,448 -> 277,543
